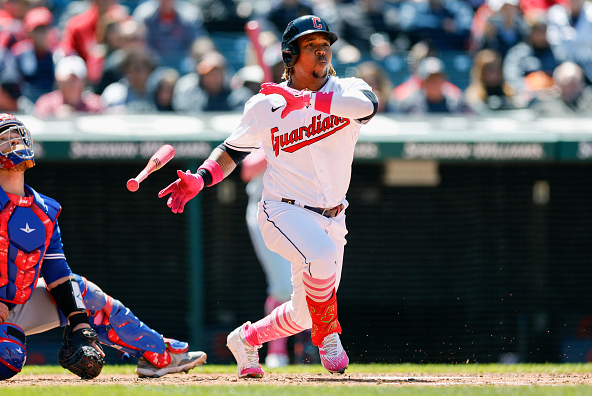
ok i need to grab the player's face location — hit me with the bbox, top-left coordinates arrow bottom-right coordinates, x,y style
293,33 -> 332,80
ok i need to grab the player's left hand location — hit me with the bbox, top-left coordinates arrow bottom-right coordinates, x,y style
259,83 -> 311,119
58,325 -> 105,380
158,170 -> 205,213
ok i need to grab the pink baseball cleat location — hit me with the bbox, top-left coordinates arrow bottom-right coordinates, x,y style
318,333 -> 349,374
226,322 -> 265,378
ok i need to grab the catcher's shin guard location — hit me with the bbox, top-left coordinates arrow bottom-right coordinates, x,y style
0,323 -> 26,380
74,275 -> 167,357
306,291 -> 342,346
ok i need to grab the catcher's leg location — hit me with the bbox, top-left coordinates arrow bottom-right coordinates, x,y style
0,324 -> 26,380
73,275 -> 206,378
6,278 -> 64,335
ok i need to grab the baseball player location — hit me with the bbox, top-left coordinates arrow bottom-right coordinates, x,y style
159,15 -> 378,377
0,113 -> 206,380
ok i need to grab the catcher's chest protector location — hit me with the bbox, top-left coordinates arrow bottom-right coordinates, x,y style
0,198 -> 54,304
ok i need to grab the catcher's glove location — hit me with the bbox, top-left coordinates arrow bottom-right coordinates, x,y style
58,325 -> 105,380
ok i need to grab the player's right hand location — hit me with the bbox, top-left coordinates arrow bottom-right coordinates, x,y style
158,170 -> 204,214
259,83 -> 311,119
0,302 -> 8,323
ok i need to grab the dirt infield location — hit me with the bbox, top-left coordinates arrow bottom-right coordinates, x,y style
6,372 -> 592,387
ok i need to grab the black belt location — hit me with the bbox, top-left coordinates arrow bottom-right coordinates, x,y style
281,198 -> 344,218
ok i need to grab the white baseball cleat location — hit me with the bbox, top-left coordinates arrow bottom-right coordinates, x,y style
136,350 -> 207,378
265,353 -> 289,368
318,333 -> 349,374
226,322 -> 264,378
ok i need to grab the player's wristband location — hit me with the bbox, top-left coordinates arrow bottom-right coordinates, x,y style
198,159 -> 224,187
312,92 -> 333,114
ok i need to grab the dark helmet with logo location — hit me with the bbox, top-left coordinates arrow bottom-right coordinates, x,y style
281,15 -> 338,69
0,114 -> 34,170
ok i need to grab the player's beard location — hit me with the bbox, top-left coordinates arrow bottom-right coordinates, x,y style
312,66 -> 329,80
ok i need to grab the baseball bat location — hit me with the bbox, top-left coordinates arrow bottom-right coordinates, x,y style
245,20 -> 274,83
126,144 -> 175,192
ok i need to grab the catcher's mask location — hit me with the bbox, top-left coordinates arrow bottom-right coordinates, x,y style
0,113 -> 35,170
281,15 -> 338,69
0,323 -> 26,380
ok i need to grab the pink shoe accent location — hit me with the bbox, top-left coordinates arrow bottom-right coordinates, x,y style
318,333 -> 349,374
239,366 -> 265,378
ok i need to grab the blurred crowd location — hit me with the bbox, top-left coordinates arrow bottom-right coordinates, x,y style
1,0 -> 592,118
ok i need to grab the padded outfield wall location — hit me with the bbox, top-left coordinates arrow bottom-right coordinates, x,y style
20,113 -> 592,365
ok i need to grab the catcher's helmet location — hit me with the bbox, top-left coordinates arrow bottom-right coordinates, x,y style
0,113 -> 34,170
281,15 -> 338,69
0,323 -> 26,380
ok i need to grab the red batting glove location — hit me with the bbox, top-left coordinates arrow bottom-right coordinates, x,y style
158,170 -> 204,214
259,83 -> 311,119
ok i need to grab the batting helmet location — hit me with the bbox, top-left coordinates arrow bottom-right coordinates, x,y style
0,323 -> 26,380
281,15 -> 338,69
0,113 -> 34,170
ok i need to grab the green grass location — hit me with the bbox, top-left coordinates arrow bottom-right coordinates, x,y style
4,386 -> 592,396
9,364 -> 592,396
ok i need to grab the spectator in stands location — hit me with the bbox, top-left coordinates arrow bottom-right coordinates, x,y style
101,48 -> 156,113
0,46 -> 20,111
34,55 -> 104,118
95,19 -> 148,94
231,64 -> 264,96
59,0 -> 129,85
147,66 -> 179,111
263,41 -> 286,84
397,0 -> 474,51
503,16 -> 560,95
186,35 -> 216,71
530,61 -> 592,115
172,50 -> 251,113
520,0 -> 568,19
12,7 -> 57,106
258,0 -> 314,38
132,0 -> 207,72
197,0 -> 249,33
392,41 -> 462,103
397,56 -> 471,114
0,0 -> 29,49
316,0 -> 384,61
355,61 -> 396,113
95,15 -> 124,67
546,0 -> 592,83
478,0 -> 528,58
465,49 -> 520,113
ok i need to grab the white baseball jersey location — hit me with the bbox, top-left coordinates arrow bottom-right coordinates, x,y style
224,75 -> 372,209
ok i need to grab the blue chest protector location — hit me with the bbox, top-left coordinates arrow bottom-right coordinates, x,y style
0,189 -> 60,307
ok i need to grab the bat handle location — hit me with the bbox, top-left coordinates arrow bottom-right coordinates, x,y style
126,169 -> 148,192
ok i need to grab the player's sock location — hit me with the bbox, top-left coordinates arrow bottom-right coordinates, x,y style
302,273 -> 341,346
243,302 -> 304,347
302,273 -> 335,303
264,296 -> 290,358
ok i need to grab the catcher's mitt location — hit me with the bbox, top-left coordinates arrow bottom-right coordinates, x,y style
58,325 -> 105,380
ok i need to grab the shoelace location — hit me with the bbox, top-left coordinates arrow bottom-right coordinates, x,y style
320,334 -> 342,357
243,340 -> 261,367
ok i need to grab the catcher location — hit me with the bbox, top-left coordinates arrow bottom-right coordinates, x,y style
0,113 -> 206,380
